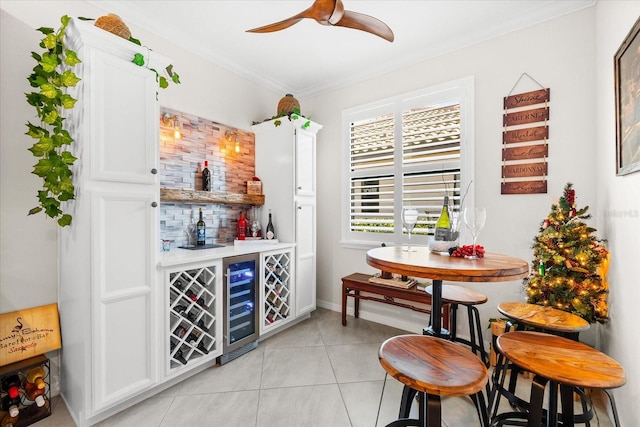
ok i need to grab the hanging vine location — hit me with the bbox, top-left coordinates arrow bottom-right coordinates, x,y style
25,15 -> 80,227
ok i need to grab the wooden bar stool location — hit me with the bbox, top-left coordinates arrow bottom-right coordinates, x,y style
425,284 -> 489,366
379,334 -> 489,427
488,302 -> 591,423
493,331 -> 625,427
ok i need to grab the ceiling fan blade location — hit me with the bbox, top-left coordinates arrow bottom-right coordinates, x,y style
247,0 -> 337,33
246,15 -> 305,33
335,10 -> 394,42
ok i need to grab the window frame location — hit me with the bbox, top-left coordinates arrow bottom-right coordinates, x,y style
341,76 -> 475,249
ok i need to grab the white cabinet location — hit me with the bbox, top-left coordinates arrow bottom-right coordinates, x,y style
58,19 -> 170,426
253,119 -> 322,319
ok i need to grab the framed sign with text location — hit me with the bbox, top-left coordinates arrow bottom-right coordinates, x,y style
615,16 -> 640,176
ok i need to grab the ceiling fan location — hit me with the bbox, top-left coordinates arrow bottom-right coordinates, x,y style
246,0 -> 394,42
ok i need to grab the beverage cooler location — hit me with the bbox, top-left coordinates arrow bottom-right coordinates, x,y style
219,254 -> 260,364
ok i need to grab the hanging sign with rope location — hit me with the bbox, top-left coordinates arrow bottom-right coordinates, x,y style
501,75 -> 550,194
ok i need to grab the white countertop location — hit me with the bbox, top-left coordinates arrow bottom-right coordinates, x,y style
158,241 -> 296,268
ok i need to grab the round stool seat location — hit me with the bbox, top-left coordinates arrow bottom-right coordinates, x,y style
379,334 -> 488,397
425,284 -> 487,305
497,302 -> 589,334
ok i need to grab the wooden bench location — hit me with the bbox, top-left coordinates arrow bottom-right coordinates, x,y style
341,273 -> 449,328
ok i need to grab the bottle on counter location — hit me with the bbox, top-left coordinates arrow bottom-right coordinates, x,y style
266,210 -> 276,240
237,211 -> 247,240
434,195 -> 451,241
196,208 -> 206,246
202,160 -> 211,191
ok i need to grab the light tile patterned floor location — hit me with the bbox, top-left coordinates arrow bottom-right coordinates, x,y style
34,308 -> 614,426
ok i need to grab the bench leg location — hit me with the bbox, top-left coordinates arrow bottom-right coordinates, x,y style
342,286 -> 348,326
354,290 -> 360,319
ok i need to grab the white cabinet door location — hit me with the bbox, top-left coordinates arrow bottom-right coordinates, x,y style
91,189 -> 157,410
295,128 -> 316,197
295,199 -> 316,316
90,49 -> 159,185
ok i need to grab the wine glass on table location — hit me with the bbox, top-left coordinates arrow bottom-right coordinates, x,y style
463,207 -> 486,259
402,207 -> 419,252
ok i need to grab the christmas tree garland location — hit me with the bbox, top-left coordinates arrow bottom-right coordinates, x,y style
524,183 -> 609,323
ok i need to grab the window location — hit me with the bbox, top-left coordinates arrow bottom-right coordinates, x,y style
342,77 -> 474,246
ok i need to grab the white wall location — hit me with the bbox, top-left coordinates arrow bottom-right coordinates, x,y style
595,2 -> 640,425
310,7 -> 598,332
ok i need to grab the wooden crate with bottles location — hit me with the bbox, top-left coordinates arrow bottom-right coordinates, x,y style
0,355 -> 51,427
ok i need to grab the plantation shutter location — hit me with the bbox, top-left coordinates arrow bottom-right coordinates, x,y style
349,102 -> 461,237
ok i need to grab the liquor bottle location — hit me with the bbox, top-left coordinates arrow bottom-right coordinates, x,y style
237,211 -> 247,240
24,381 -> 46,407
266,210 -> 276,240
196,208 -> 206,246
434,195 -> 451,241
25,367 -> 46,390
202,160 -> 211,191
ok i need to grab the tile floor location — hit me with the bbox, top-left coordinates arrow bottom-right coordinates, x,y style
33,308 -> 615,426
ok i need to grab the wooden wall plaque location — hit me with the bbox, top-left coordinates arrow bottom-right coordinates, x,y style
502,144 -> 548,161
503,107 -> 549,127
501,181 -> 548,194
503,88 -> 550,109
503,126 -> 549,144
502,162 -> 548,178
0,303 -> 61,366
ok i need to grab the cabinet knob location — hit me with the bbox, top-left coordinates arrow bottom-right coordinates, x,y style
297,186 -> 302,190
298,206 -> 302,210
151,202 -> 158,208
151,168 -> 158,174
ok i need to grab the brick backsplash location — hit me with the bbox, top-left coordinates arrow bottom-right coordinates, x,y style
159,107 -> 256,248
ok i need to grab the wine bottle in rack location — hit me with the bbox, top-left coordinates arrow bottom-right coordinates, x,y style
173,325 -> 187,338
173,279 -> 184,291
197,319 -> 209,333
197,208 -> 206,245
202,160 -> 211,191
266,210 -> 276,240
1,375 -> 21,417
0,395 -> 20,418
186,331 -> 199,346
0,413 -> 19,427
196,296 -> 209,310
186,289 -> 198,302
174,349 -> 188,365
24,381 -> 46,407
197,341 -> 210,354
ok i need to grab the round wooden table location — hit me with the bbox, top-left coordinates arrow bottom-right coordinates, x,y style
366,245 -> 528,337
497,331 -> 626,427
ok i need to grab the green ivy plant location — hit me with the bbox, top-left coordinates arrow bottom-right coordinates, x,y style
272,108 -> 311,129
25,15 -> 180,227
26,15 -> 80,227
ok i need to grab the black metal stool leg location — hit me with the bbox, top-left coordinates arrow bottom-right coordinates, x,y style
603,389 -> 622,427
528,375 -> 548,427
399,385 -> 417,419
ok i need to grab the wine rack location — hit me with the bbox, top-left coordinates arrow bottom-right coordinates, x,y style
168,265 -> 219,370
0,355 -> 51,426
262,250 -> 293,330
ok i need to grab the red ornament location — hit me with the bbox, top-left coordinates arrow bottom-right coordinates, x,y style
566,188 -> 575,206
543,219 -> 550,229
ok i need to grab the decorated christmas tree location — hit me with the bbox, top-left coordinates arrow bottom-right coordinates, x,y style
524,183 -> 610,323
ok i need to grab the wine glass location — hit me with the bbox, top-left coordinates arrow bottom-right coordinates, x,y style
402,208 -> 419,252
463,207 -> 486,259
